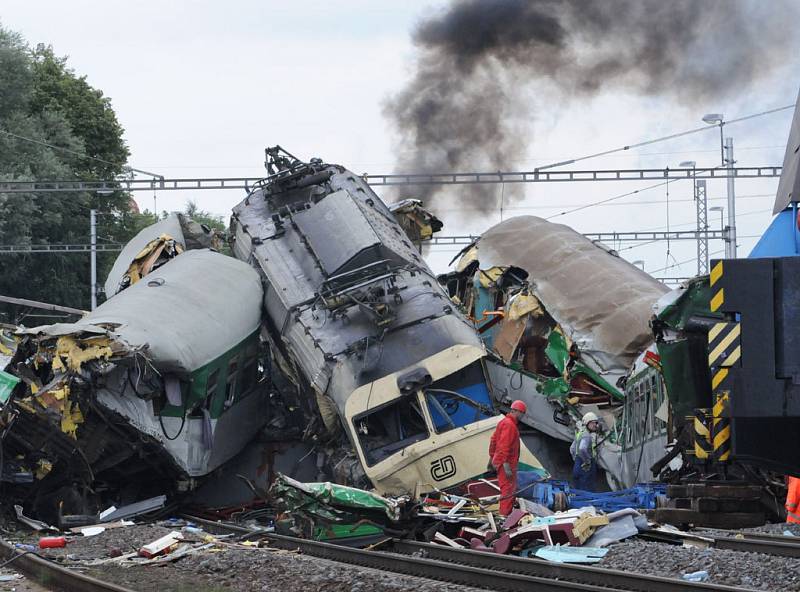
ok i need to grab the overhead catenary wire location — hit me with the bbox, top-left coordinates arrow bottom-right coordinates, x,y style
534,103 -> 795,172
0,128 -> 162,179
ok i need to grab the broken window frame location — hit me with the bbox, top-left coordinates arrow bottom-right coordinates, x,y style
423,388 -> 493,434
353,392 -> 430,467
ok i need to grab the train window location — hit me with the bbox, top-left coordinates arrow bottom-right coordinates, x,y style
424,361 -> 494,430
637,383 -> 645,444
239,356 -> 258,396
424,389 -> 492,434
355,396 -> 429,466
225,356 -> 239,407
206,369 -> 219,397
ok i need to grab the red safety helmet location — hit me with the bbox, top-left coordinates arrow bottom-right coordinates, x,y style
510,400 -> 527,413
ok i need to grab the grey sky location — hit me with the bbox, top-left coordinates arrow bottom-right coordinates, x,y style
4,0 -> 799,278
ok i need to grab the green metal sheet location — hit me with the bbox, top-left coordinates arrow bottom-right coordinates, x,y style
0,370 -> 20,404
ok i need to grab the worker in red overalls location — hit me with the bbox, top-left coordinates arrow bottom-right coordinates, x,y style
488,400 -> 527,516
787,476 -> 800,524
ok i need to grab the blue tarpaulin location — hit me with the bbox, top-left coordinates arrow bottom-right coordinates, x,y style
517,476 -> 666,512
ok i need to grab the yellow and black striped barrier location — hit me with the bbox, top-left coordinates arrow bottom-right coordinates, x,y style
707,259 -> 734,463
709,260 -> 724,312
691,410 -> 713,460
708,321 -> 741,368
711,392 -> 731,462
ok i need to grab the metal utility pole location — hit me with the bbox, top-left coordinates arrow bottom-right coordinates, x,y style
695,180 -> 709,274
90,209 -> 97,310
725,137 -> 737,258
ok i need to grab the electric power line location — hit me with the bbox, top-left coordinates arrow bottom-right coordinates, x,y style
0,128 -> 162,179
536,103 -> 795,172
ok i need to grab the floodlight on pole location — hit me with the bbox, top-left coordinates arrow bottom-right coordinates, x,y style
632,260 -> 646,270
679,160 -> 696,168
702,113 -> 736,258
702,113 -> 725,164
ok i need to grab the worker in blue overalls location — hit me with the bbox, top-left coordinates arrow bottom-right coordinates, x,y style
570,412 -> 601,491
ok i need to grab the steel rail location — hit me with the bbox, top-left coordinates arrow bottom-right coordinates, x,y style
709,534 -> 800,558
639,529 -> 800,559
0,540 -> 135,592
184,515 -> 753,592
391,540 -> 746,592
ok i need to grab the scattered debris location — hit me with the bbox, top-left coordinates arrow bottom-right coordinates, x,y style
534,545 -> 609,564
38,536 -> 66,549
13,506 -> 53,532
682,570 -> 710,582
139,531 -> 184,558
99,495 -> 167,523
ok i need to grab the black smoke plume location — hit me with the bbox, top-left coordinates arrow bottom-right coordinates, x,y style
386,0 -> 795,212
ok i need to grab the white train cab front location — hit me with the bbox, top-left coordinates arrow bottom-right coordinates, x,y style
344,344 -> 548,496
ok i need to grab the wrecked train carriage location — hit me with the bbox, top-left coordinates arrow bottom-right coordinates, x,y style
2,249 -> 266,521
440,216 -> 671,488
230,148 -> 546,496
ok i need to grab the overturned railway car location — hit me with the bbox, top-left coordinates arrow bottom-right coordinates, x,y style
1,247 -> 268,523
230,148 -> 546,495
440,216 -> 671,489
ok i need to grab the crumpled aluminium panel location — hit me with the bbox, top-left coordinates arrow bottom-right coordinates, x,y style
22,250 -> 263,375
474,216 -> 669,383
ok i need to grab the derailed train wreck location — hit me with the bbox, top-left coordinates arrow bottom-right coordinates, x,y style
1,218 -> 268,523
1,148 -> 547,523
229,147 -> 546,495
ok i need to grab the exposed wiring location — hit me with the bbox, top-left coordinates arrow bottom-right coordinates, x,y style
159,412 -> 186,441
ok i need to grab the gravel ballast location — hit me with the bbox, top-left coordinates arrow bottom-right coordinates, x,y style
602,539 -> 800,590
10,521 -> 800,591
18,524 -> 486,592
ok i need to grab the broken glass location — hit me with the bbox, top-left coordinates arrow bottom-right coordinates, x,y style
355,396 -> 429,465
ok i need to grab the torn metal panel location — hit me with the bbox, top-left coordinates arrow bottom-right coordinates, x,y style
99,495 -> 167,522
104,213 -> 185,297
389,199 -> 443,245
104,212 -> 222,297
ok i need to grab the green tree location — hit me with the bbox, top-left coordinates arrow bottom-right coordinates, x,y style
184,200 -> 226,233
0,25 -> 137,321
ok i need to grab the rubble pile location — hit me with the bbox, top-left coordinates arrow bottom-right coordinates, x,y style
266,471 -> 661,564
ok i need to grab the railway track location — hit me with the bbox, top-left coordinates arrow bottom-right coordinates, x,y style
184,514 -> 756,592
0,540 -> 135,592
4,514 -> 797,592
639,528 -> 800,558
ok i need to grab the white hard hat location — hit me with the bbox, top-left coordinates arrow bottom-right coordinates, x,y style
582,412 -> 599,423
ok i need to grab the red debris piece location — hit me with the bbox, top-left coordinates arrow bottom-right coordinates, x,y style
491,533 -> 511,554
502,509 -> 528,530
39,537 -> 66,549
